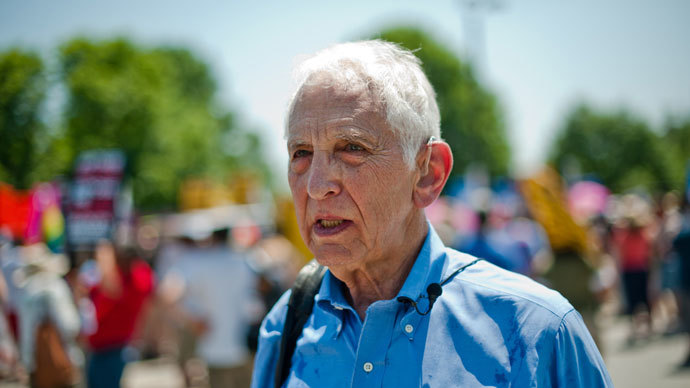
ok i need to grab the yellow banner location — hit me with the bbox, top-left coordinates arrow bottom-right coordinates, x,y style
519,167 -> 587,254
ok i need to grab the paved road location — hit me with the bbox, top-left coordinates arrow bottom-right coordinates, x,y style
121,359 -> 185,388
600,316 -> 690,388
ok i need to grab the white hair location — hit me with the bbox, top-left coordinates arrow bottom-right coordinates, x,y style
286,40 -> 441,167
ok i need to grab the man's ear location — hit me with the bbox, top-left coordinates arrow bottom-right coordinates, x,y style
413,141 -> 453,208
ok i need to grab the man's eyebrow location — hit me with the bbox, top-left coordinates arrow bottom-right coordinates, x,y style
333,131 -> 376,147
287,139 -> 311,150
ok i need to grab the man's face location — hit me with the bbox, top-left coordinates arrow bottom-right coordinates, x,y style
287,80 -> 420,270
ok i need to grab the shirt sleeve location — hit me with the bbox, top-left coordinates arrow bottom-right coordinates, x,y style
553,309 -> 613,387
250,289 -> 291,388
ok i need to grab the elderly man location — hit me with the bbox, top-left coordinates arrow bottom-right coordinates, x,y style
251,40 -> 612,387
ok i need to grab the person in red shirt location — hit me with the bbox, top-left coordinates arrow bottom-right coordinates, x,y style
613,213 -> 654,342
86,240 -> 153,388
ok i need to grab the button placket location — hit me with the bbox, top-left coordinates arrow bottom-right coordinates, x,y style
351,300 -> 397,387
400,307 -> 423,340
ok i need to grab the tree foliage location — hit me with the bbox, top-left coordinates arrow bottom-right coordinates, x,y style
549,104 -> 674,193
662,116 -> 690,190
0,38 -> 269,210
0,49 -> 47,189
374,27 -> 510,179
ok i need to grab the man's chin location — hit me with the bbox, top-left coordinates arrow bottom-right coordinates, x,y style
312,245 -> 358,269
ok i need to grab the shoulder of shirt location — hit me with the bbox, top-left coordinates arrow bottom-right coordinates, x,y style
262,288 -> 291,333
442,246 -> 574,319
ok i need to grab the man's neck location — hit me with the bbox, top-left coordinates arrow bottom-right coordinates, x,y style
335,217 -> 429,320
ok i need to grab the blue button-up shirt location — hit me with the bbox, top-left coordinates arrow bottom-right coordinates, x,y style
251,226 -> 612,387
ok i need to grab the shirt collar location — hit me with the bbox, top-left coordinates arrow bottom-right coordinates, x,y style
396,222 -> 447,301
316,222 -> 447,307
316,268 -> 351,311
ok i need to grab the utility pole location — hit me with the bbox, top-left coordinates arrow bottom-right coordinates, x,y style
458,0 -> 504,80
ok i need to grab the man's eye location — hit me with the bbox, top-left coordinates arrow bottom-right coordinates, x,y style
293,149 -> 311,159
345,143 -> 364,152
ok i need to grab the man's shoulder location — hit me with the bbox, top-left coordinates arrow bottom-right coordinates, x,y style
442,247 -> 574,320
262,288 -> 292,332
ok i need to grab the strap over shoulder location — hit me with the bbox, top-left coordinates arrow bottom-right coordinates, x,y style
274,259 -> 326,388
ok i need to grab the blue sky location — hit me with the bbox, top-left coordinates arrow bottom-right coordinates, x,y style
2,0 -> 689,186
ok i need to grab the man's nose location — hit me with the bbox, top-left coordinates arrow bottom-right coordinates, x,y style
306,152 -> 341,200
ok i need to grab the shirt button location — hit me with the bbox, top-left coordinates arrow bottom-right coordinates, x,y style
363,362 -> 374,373
404,324 -> 414,334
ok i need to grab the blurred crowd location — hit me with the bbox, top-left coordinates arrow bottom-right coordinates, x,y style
0,203 -> 303,388
1,171 -> 690,387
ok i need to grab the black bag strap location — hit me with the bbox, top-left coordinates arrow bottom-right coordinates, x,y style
274,259 -> 326,388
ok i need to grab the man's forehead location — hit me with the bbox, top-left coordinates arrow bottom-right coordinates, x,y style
291,82 -> 377,118
287,82 -> 391,143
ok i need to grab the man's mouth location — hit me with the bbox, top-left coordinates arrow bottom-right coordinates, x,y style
313,219 -> 351,236
320,219 -> 343,228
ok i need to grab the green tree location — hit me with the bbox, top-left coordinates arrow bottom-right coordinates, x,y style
662,116 -> 690,190
0,49 -> 47,189
57,38 -> 267,210
549,104 -> 672,193
374,27 -> 510,179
